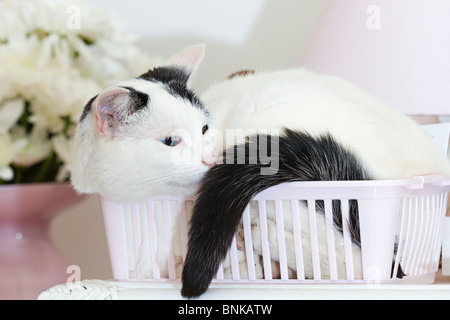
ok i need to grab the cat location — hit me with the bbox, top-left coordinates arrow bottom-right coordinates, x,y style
180,62 -> 450,297
71,44 -> 216,203
70,44 -> 450,295
71,45 -> 253,280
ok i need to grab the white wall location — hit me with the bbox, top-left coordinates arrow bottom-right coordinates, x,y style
90,0 -> 328,92
50,0 -> 329,280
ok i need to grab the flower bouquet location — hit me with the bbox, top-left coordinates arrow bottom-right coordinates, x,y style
0,0 -> 161,184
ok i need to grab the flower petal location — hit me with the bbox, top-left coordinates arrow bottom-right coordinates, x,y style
0,98 -> 24,133
0,166 -> 13,181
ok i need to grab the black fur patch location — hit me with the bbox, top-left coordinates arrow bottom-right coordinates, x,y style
79,66 -> 205,123
138,66 -> 206,113
120,86 -> 149,114
139,65 -> 190,84
79,94 -> 98,123
181,129 -> 373,298
78,86 -> 149,124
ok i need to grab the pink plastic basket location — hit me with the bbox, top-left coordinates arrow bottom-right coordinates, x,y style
100,175 -> 450,285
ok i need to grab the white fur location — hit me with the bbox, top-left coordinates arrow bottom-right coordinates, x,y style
203,69 -> 450,179
199,68 -> 450,280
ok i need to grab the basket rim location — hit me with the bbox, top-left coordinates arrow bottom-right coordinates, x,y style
99,174 -> 450,204
264,174 -> 450,189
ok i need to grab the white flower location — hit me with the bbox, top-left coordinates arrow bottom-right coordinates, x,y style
0,0 -> 162,183
0,98 -> 24,133
0,88 -> 27,181
0,134 -> 27,181
52,134 -> 73,181
19,68 -> 102,133
0,167 -> 13,181
11,126 -> 52,167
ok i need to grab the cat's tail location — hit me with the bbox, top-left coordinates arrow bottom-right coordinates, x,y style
181,128 -> 372,298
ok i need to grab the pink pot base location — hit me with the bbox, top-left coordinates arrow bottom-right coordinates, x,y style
0,183 -> 84,300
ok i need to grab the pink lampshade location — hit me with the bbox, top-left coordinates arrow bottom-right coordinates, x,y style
300,0 -> 450,116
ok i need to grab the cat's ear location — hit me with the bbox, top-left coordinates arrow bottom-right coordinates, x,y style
164,44 -> 205,85
94,87 -> 130,137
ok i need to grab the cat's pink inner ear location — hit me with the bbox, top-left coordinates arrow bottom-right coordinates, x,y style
95,87 -> 129,135
164,44 -> 205,74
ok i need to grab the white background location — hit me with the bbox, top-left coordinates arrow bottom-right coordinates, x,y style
51,0 -> 329,280
87,0 -> 328,91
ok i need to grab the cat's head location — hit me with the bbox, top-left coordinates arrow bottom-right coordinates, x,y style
71,44 -> 217,202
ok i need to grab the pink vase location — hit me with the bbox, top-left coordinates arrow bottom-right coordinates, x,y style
0,182 -> 84,300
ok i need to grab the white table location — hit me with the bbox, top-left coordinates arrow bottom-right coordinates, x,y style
38,270 -> 450,300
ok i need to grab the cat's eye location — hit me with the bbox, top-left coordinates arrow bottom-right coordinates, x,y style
202,124 -> 209,135
160,136 -> 182,147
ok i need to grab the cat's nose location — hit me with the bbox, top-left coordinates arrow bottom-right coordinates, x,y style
202,154 -> 218,168
202,160 -> 215,168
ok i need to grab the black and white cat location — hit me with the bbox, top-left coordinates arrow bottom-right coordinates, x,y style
70,45 -> 450,297
179,48 -> 450,297
72,45 -> 216,202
